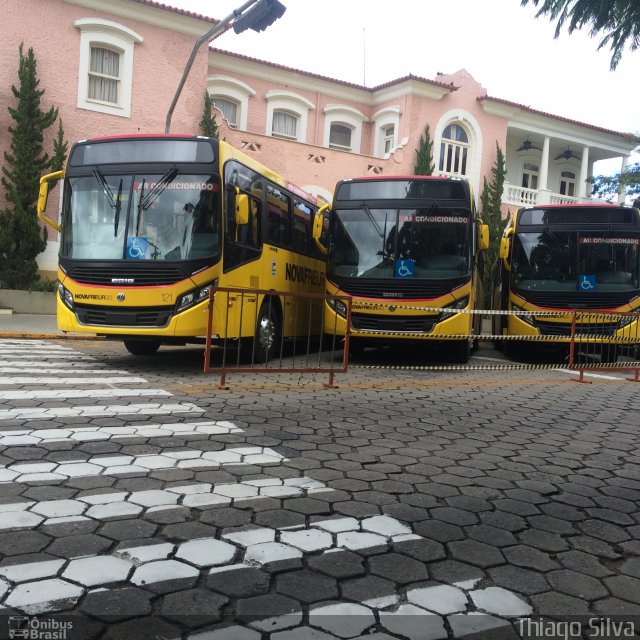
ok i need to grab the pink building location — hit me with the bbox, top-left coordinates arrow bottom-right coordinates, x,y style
1,0 -> 637,277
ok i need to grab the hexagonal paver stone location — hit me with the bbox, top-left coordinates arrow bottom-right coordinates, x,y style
336,531 -> 387,552
86,502 -> 143,520
448,540 -> 505,568
159,588 -> 229,627
237,594 -> 303,632
188,627 -> 261,640
369,553 -> 429,585
131,559 -> 199,592
280,529 -> 333,552
63,556 -> 133,586
470,587 -> 532,616
175,538 -> 236,567
80,586 -> 153,621
243,542 -> 303,566
380,604 -> 447,640
30,500 -> 87,518
5,578 -> 84,614
222,527 -> 276,547
0,511 -> 44,531
448,613 -> 514,639
214,484 -> 260,499
309,602 -> 375,638
362,515 -> 411,538
307,549 -> 365,579
407,585 -> 467,615
207,564 -> 271,597
0,558 -> 66,582
127,490 -> 179,507
270,627 -> 341,640
57,463 -> 105,478
116,542 -> 174,564
312,517 -> 360,533
276,569 -> 338,603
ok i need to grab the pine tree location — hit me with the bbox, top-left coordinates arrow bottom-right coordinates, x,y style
479,142 -> 508,306
199,91 -> 219,138
0,44 -> 58,289
49,119 -> 69,191
414,124 -> 435,175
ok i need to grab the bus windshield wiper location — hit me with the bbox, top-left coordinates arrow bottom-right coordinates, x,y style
139,167 -> 178,211
113,179 -> 123,236
136,178 -> 146,236
92,169 -> 116,208
362,203 -> 383,238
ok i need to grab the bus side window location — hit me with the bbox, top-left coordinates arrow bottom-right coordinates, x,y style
267,185 -> 290,247
293,198 -> 312,253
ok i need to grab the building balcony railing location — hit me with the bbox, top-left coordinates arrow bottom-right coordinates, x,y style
503,183 -> 579,207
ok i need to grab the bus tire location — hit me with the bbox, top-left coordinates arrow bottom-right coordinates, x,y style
254,299 -> 281,363
448,339 -> 471,364
124,339 -> 161,356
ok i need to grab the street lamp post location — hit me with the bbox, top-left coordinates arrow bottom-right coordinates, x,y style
165,0 -> 286,134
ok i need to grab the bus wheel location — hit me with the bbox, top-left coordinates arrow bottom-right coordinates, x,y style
124,339 -> 161,356
254,300 -> 281,363
448,340 -> 471,364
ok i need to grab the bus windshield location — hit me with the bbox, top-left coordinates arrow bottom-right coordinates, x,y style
60,172 -> 221,261
511,231 -> 640,292
329,207 -> 471,279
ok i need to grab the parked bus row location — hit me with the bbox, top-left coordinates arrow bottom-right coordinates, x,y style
37,134 -> 640,364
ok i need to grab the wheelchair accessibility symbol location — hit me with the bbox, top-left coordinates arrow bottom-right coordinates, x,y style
579,274 -> 596,291
395,259 -> 415,278
127,237 -> 149,260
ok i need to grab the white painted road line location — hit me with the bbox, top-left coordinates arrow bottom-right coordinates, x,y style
554,368 -> 626,380
0,402 -> 205,421
0,420 -> 243,445
0,367 -> 132,374
0,376 -> 150,385
0,388 -> 171,400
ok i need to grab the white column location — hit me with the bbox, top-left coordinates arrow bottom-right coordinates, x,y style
537,136 -> 551,203
618,156 -> 629,204
578,145 -> 590,199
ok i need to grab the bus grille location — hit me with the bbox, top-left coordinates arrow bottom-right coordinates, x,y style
518,290 -> 638,309
351,313 -> 437,332
66,265 -> 186,286
535,320 -> 619,336
75,305 -> 174,328
331,276 -> 466,299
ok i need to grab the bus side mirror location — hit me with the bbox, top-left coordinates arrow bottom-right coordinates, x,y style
313,203 -> 330,255
37,170 -> 64,232
235,193 -> 249,226
479,224 -> 489,251
499,237 -> 510,260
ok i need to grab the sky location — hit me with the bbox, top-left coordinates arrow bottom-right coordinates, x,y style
166,0 -> 640,173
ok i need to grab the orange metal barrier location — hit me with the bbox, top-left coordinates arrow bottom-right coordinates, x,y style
203,286 -> 351,389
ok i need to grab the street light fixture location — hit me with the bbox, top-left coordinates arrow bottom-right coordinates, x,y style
165,0 -> 286,133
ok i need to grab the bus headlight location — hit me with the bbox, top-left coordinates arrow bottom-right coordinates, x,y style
327,296 -> 347,317
440,296 -> 469,321
58,283 -> 74,311
511,303 -> 535,326
176,280 -> 217,313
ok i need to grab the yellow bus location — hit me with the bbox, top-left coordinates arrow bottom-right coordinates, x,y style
312,175 -> 489,362
37,134 -> 326,359
493,203 -> 640,361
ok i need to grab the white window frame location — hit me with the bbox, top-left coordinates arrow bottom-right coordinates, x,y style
434,111 -> 483,195
323,105 -> 367,154
373,107 -> 401,158
560,170 -> 577,197
75,18 -> 142,118
266,91 -> 315,143
439,123 -> 470,177
207,76 -> 255,131
522,163 -> 539,190
212,97 -> 239,128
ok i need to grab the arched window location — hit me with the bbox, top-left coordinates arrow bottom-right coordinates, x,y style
373,107 -> 401,158
522,163 -> 539,190
266,91 -> 314,143
323,105 -> 366,153
439,123 -> 469,176
207,76 -> 255,131
560,171 -> 576,197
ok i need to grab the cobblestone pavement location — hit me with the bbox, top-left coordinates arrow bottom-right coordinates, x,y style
0,337 -> 640,639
